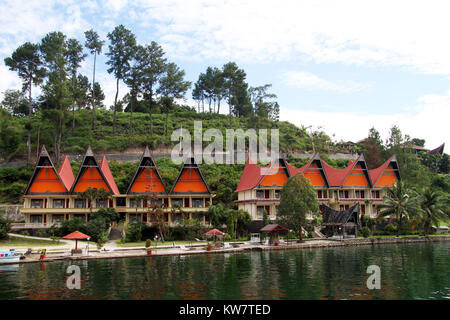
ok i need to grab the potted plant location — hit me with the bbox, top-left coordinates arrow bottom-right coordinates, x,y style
206,242 -> 212,251
145,239 -> 152,255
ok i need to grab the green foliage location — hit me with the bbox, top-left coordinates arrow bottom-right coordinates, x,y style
361,226 -> 371,238
126,222 -> 145,242
0,216 -> 11,239
277,173 -> 319,241
59,217 -> 84,235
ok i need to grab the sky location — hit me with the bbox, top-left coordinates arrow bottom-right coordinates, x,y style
0,0 -> 449,150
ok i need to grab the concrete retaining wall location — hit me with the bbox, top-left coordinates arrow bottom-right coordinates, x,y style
0,205 -> 23,221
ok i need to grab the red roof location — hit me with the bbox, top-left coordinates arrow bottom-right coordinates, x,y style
58,156 -> 75,191
368,155 -> 395,186
99,156 -> 120,195
204,228 -> 225,236
235,158 -> 264,192
62,230 -> 90,240
234,154 -> 399,192
260,224 -> 288,232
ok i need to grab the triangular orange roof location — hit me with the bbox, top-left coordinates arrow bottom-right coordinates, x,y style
70,146 -> 118,195
127,147 -> 167,194
170,157 -> 211,194
25,145 -> 69,194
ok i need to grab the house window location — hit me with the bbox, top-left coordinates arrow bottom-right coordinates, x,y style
333,191 -> 338,199
256,190 -> 264,199
172,213 -> 182,225
52,214 -> 64,223
116,197 -> 126,207
130,198 -> 142,208
275,190 -> 280,199
192,198 -> 204,208
171,198 -> 183,208
129,214 -> 141,223
74,199 -> 86,208
264,190 -> 270,199
30,214 -> 42,223
355,190 -> 360,198
96,199 -> 108,208
150,199 -> 163,208
275,206 -> 279,216
361,204 -> 366,214
53,199 -> 65,208
339,190 -> 344,199
339,205 -> 344,211
322,190 -> 328,198
360,190 -> 365,199
257,206 -> 264,218
317,190 -> 322,199
31,199 -> 44,208
73,214 -> 86,222
184,198 -> 190,208
344,191 -> 349,199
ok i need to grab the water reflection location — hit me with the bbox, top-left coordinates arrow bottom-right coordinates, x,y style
0,242 -> 449,300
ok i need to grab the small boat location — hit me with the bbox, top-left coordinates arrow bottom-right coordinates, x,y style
0,249 -> 21,263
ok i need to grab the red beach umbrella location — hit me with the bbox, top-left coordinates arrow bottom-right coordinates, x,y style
204,228 -> 225,242
63,230 -> 91,250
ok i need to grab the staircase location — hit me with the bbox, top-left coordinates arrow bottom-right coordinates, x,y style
109,221 -> 125,240
314,227 -> 326,238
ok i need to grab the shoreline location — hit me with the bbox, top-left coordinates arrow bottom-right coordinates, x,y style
2,235 -> 450,265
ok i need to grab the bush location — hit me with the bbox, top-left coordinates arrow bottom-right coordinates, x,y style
361,226 -> 371,238
126,222 -> 145,242
0,216 -> 11,239
384,224 -> 397,235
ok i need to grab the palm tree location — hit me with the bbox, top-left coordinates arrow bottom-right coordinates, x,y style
417,188 -> 448,236
377,181 -> 419,237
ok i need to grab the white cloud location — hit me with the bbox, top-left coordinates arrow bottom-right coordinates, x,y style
128,0 -> 450,75
280,90 -> 450,150
282,71 -> 369,93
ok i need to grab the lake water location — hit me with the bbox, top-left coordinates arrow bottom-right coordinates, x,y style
0,242 -> 449,300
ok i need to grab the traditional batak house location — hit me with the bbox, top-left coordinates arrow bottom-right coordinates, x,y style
21,146 -> 75,227
235,153 -> 400,221
69,146 -> 120,222
124,146 -> 169,224
21,147 -> 213,228
167,157 -> 214,226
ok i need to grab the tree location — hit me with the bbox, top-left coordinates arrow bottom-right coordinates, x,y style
377,181 -> 419,237
123,47 -> 142,135
135,42 -> 167,135
39,31 -> 71,164
222,62 -> 251,127
277,173 -> 319,241
249,84 -> 279,124
72,74 -> 90,110
77,187 -> 112,216
66,38 -> 87,132
0,216 -> 11,240
91,82 -> 105,109
0,90 -> 29,116
158,62 -> 191,136
4,42 -> 45,164
84,29 -> 105,131
106,25 -> 136,134
417,188 -> 448,236
0,110 -> 21,161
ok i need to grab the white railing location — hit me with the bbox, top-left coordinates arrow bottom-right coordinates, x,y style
11,223 -> 61,229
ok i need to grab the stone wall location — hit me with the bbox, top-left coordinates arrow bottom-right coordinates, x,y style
0,205 -> 24,221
